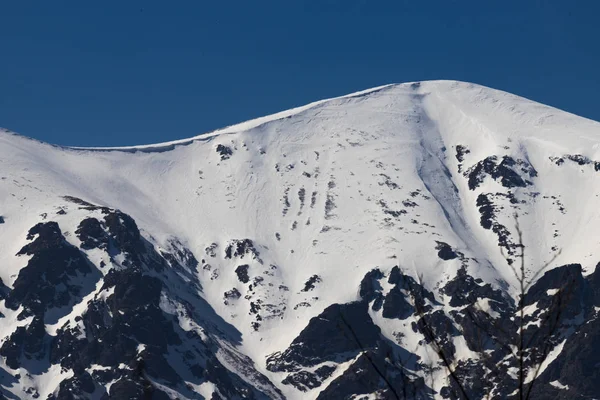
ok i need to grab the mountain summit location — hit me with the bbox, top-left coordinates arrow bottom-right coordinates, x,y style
1,81 -> 600,399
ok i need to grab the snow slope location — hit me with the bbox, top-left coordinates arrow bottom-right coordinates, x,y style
1,80 -> 600,399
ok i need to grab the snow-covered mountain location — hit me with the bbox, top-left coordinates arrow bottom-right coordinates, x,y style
1,81 -> 599,399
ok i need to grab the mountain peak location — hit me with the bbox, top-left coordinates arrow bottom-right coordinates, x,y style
1,82 -> 600,399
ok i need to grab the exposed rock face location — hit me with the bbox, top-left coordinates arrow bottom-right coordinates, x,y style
301,274 -> 321,292
264,260 -> 600,400
236,264 -> 250,283
266,300 -> 428,397
465,155 -> 537,190
76,217 -> 108,250
259,263 -> 600,400
267,302 -> 381,372
6,221 -> 99,320
216,144 -> 233,160
550,154 -> 600,171
435,241 -> 459,260
0,207 -> 283,400
315,351 -> 430,400
225,239 -> 262,263
48,267 -> 190,398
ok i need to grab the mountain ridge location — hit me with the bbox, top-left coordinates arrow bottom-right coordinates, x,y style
1,80 -> 600,399
3,80 -> 598,152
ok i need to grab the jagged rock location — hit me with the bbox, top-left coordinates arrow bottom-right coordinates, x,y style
301,274 -> 321,292
53,372 -> 96,399
224,288 -> 241,302
435,241 -> 458,260
475,193 -> 514,252
442,267 -> 509,310
216,144 -> 233,160
0,317 -> 46,369
455,144 -> 470,163
6,222 -> 98,319
316,351 -> 428,400
75,217 -> 108,250
466,155 -> 536,190
388,266 -> 437,312
360,268 -> 385,311
225,239 -> 260,262
104,210 -> 144,259
266,302 -> 381,372
205,242 -> 218,257
235,264 -> 250,283
382,286 -> 415,320
281,365 -> 336,391
0,277 -> 8,301
551,154 -> 600,171
532,316 -> 600,399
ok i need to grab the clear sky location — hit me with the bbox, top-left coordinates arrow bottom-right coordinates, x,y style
1,1 -> 598,147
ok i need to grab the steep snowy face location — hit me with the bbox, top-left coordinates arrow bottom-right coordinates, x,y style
1,80 -> 600,399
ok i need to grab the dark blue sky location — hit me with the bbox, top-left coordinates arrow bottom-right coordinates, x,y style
1,1 -> 598,147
